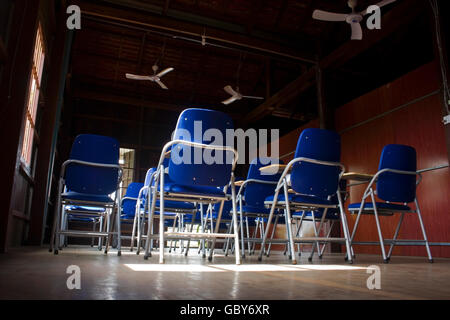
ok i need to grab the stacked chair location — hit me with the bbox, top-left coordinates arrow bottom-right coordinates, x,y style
132,166 -> 197,255
50,134 -> 123,256
119,182 -> 144,248
234,158 -> 283,258
142,108 -> 241,264
348,144 -> 433,263
290,180 -> 348,261
62,205 -> 106,250
258,128 -> 353,264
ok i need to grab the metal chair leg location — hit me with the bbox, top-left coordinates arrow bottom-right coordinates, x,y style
387,212 -> 404,260
370,191 -> 388,263
283,182 -> 297,265
266,215 -> 279,257
415,199 -> 433,263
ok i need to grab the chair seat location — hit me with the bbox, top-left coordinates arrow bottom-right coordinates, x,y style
65,205 -> 106,213
348,202 -> 412,212
68,214 -> 99,222
265,194 -> 335,207
239,205 -> 270,215
293,209 -> 340,220
155,200 -> 196,210
163,183 -> 225,198
62,192 -> 114,203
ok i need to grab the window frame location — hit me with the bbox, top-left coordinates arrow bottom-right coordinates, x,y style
20,21 -> 46,170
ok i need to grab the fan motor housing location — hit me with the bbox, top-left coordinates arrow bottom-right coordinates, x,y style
346,14 -> 363,24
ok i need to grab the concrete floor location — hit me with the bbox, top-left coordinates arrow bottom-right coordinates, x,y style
0,246 -> 449,300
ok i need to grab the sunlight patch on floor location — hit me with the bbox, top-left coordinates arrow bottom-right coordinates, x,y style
292,265 -> 369,271
211,264 -> 307,272
124,264 -> 224,272
124,263 -> 370,272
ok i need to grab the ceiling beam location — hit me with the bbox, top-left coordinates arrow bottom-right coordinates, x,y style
95,0 -> 313,50
72,87 -> 243,121
244,0 -> 423,123
244,67 -> 316,123
73,87 -> 186,113
75,0 -> 316,64
73,113 -> 173,128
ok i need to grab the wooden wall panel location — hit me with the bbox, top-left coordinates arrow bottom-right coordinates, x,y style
338,62 -> 450,258
261,62 -> 450,258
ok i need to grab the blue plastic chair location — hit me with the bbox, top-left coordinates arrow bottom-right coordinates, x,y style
290,179 -> 349,261
259,128 -> 353,264
133,165 -> 197,256
50,134 -> 123,255
142,108 -> 241,264
118,182 -> 144,248
121,182 -> 144,218
63,205 -> 106,249
233,158 -> 283,258
348,144 -> 433,263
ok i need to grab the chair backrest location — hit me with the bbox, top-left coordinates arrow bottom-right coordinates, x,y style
243,158 -> 283,208
168,108 -> 234,187
376,144 -> 417,203
65,134 -> 120,195
290,128 -> 341,199
122,182 -> 144,216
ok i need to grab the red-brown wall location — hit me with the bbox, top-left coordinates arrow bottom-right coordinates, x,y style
266,62 -> 450,258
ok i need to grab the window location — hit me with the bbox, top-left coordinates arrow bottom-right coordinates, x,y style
119,148 -> 135,196
20,22 -> 45,168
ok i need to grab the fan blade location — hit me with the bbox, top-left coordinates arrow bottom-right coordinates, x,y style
156,67 -> 174,78
155,80 -> 168,90
312,10 -> 347,22
126,73 -> 151,81
222,96 -> 239,105
375,0 -> 396,8
242,95 -> 264,100
350,22 -> 363,40
361,0 -> 396,15
224,85 -> 239,97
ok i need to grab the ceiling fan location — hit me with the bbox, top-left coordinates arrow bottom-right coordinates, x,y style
312,0 -> 396,40
221,85 -> 264,105
221,53 -> 264,105
126,64 -> 174,90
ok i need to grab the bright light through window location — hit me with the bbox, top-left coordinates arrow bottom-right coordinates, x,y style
21,22 -> 45,168
119,148 -> 135,196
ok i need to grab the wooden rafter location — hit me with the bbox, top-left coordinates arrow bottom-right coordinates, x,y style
244,0 -> 422,124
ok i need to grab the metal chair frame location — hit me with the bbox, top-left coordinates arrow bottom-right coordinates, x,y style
50,159 -> 123,256
142,139 -> 241,264
348,168 -> 433,263
257,156 -> 353,264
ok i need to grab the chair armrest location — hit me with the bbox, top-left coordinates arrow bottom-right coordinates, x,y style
155,139 -> 239,173
361,168 -> 422,199
236,179 -> 278,198
275,157 -> 346,192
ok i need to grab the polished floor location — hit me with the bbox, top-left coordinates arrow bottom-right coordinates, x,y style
0,246 -> 449,300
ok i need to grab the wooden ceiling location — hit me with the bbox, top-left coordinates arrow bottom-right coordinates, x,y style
68,0 -> 434,134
